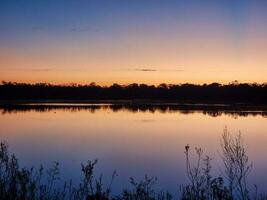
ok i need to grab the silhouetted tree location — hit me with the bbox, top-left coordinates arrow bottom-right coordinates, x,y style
0,82 -> 266,103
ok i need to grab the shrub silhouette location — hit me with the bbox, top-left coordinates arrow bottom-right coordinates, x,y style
0,129 -> 266,200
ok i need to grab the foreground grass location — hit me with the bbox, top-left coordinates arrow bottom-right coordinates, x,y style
0,128 -> 266,200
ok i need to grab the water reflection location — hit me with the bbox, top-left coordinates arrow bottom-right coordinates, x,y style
1,103 -> 267,118
0,103 -> 266,195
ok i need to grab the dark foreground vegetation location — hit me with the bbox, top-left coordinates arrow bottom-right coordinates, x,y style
1,81 -> 267,104
0,128 -> 266,200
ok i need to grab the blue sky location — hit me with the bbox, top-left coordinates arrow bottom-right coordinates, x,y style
0,0 -> 266,84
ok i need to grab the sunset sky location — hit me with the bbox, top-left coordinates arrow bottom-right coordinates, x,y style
0,0 -> 266,85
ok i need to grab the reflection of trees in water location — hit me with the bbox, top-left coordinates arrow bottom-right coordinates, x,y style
1,104 -> 267,118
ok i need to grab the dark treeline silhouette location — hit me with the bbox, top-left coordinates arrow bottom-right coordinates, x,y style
1,81 -> 267,104
1,104 -> 267,118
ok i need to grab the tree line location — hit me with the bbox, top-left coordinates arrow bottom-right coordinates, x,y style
0,81 -> 267,103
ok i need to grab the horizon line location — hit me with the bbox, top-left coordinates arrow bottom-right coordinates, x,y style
1,80 -> 267,87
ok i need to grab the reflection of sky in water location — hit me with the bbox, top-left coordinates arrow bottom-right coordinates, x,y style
0,105 -> 267,195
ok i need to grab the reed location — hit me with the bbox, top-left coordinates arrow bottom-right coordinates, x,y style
0,128 -> 266,200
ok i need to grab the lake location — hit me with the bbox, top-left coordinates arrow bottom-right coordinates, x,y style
0,103 -> 267,195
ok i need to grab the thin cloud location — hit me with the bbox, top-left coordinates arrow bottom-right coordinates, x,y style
79,28 -> 90,32
115,68 -> 185,72
30,23 -> 87,32
1,68 -> 87,72
30,68 -> 52,72
0,68 -> 52,72
134,68 -> 157,72
136,119 -> 156,123
29,68 -> 87,72
163,69 -> 184,72
68,26 -> 100,32
69,28 -> 78,32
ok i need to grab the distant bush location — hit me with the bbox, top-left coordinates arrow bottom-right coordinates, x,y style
0,128 -> 266,199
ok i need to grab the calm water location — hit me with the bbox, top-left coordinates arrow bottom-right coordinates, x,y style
0,104 -> 267,195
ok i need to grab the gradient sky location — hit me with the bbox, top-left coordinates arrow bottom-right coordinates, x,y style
0,0 -> 266,85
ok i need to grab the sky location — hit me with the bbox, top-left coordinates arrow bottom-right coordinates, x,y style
0,0 -> 266,85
